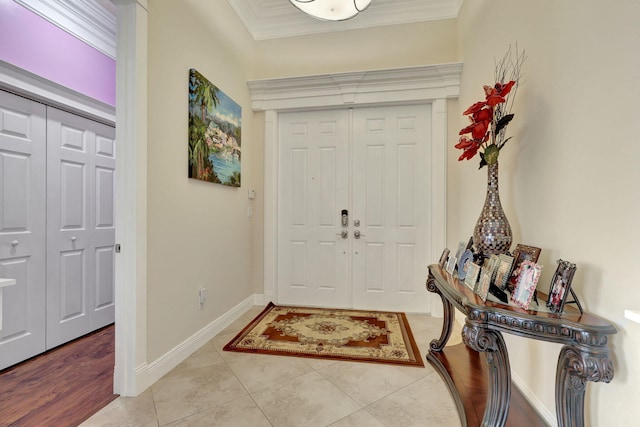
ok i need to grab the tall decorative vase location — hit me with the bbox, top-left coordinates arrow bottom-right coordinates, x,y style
473,162 -> 512,255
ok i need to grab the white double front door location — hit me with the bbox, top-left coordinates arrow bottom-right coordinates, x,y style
277,105 -> 432,312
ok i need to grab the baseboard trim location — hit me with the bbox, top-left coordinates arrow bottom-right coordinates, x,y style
133,294 -> 263,395
512,371 -> 556,427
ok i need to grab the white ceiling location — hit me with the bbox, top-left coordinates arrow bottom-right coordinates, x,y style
226,0 -> 463,40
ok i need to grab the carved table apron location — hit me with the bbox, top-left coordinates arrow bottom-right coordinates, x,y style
427,264 -> 616,427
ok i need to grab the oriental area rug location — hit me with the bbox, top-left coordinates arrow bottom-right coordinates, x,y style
223,303 -> 424,367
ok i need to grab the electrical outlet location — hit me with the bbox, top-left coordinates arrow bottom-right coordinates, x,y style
199,288 -> 207,305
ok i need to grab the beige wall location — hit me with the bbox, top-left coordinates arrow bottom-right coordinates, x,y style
456,1 -> 640,424
250,19 -> 458,79
146,0 -> 259,361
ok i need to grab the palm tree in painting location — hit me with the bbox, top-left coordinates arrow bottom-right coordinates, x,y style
188,115 -> 208,179
188,69 -> 220,180
191,70 -> 219,122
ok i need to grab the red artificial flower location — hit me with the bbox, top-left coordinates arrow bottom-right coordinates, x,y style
496,80 -> 516,97
458,144 -> 480,161
473,108 -> 493,123
455,136 -> 473,149
470,121 -> 489,140
463,101 -> 487,115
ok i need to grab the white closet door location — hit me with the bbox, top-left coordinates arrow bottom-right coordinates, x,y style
0,90 -> 46,370
46,107 -> 115,349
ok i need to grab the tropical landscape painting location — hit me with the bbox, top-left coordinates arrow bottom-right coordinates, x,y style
188,68 -> 241,186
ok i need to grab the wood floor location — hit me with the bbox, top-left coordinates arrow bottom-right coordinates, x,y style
0,324 -> 117,427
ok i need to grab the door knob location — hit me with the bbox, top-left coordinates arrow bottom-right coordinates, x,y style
71,236 -> 77,242
336,230 -> 348,239
354,230 -> 365,239
11,240 -> 19,246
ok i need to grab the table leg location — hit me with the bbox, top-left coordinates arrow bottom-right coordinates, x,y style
427,274 -> 454,352
555,345 -> 614,427
463,322 -> 511,427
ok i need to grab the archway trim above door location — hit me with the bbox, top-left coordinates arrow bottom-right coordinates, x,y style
248,63 -> 462,111
247,63 -> 462,315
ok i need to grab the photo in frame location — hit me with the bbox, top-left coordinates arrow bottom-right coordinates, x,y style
438,248 -> 450,268
464,263 -> 481,290
457,249 -> 474,280
508,244 -> 542,289
483,255 -> 500,282
445,255 -> 457,275
511,260 -> 543,309
476,267 -> 493,301
547,259 -> 577,313
494,254 -> 514,290
454,240 -> 467,263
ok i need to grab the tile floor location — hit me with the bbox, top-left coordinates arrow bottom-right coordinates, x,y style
81,306 -> 463,427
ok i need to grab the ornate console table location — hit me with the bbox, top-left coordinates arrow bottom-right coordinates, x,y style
426,264 -> 616,427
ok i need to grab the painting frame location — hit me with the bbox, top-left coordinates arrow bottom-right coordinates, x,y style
511,260 -> 543,310
546,259 -> 577,313
188,68 -> 242,187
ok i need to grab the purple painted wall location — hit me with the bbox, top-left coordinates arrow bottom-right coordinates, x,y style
0,0 -> 115,106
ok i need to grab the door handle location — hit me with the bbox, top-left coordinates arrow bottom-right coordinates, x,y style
354,230 -> 365,239
336,230 -> 348,239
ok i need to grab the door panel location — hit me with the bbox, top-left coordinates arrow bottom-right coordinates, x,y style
90,122 -> 116,330
278,110 -> 350,307
46,108 -> 115,348
0,90 -> 46,370
352,105 -> 431,312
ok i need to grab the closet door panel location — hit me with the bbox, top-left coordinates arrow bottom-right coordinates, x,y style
47,108 -> 115,348
0,90 -> 46,370
90,122 -> 115,330
46,108 -> 92,348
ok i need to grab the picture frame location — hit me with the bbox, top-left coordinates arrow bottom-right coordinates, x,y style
546,259 -> 577,313
457,249 -> 474,280
508,244 -> 542,289
511,260 -> 543,310
483,254 -> 500,282
476,267 -> 493,301
494,254 -> 514,290
445,255 -> 457,275
188,69 -> 242,187
464,263 -> 481,290
438,248 -> 450,268
454,240 -> 467,263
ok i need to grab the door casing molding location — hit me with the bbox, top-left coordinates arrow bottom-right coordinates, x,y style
248,63 -> 462,313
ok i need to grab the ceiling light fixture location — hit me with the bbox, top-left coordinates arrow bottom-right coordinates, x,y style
289,0 -> 373,21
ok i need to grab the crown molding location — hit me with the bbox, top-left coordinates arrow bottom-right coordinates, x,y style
0,60 -> 115,124
15,0 -> 116,59
247,62 -> 463,111
227,0 -> 463,40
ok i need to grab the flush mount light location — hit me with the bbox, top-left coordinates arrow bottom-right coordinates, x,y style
289,0 -> 373,21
